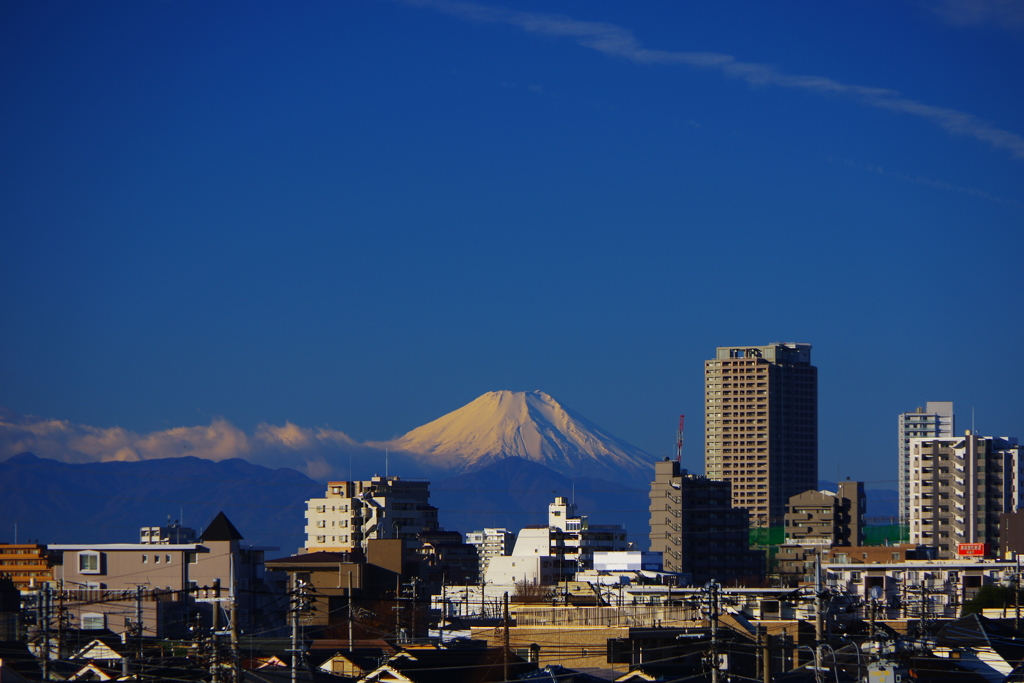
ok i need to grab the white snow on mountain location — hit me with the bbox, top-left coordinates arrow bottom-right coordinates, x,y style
381,390 -> 658,484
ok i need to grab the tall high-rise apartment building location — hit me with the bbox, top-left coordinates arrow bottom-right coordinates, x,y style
705,343 -> 817,527
898,402 -> 954,524
909,432 -> 1021,559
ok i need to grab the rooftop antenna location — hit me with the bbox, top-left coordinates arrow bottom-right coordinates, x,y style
972,407 -> 975,434
676,415 -> 685,463
386,448 -> 389,478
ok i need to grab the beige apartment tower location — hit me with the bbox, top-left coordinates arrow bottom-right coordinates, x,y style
909,432 -> 1021,558
304,476 -> 439,555
705,343 -> 818,527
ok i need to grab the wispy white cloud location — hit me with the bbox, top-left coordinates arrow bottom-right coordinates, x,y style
830,156 -> 1022,205
0,409 -> 369,480
403,0 -> 1024,159
925,0 -> 1024,29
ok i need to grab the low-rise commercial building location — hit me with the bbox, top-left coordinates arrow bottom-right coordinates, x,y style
47,513 -> 284,638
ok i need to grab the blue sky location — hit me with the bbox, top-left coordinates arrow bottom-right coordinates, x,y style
1,0 -> 1022,488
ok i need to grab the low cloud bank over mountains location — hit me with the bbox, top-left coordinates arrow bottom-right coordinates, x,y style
0,392 -> 660,487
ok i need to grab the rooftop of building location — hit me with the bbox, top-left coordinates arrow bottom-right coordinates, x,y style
199,512 -> 244,542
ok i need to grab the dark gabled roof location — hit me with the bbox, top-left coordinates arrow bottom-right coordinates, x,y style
937,613 -> 1024,665
243,670 -> 348,683
0,640 -> 44,681
382,645 -> 536,683
200,512 -> 244,541
266,551 -> 358,566
518,665 -> 612,682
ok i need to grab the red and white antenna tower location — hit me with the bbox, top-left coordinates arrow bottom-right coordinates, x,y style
676,415 -> 685,463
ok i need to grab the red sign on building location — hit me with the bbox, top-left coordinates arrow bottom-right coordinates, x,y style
957,543 -> 988,557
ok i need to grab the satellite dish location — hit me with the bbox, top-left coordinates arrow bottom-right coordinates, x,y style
869,586 -> 883,600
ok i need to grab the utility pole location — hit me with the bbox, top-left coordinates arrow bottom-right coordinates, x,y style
1014,567 -> 1021,632
705,581 -> 720,683
755,625 -> 762,682
136,585 -> 144,662
408,578 -> 418,643
41,583 -> 50,682
394,576 -> 402,643
230,595 -> 240,683
211,579 -> 221,683
761,627 -> 772,683
813,554 -> 824,683
290,579 -> 299,683
347,571 -> 354,648
56,581 -> 64,666
919,582 -> 926,636
503,592 -> 510,683
439,581 -> 445,644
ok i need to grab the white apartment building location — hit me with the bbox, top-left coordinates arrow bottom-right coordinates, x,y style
824,558 -> 1018,620
908,431 -> 1021,559
547,496 -> 629,569
898,402 -> 954,524
465,528 -> 515,573
139,521 -> 196,544
303,476 -> 439,554
484,496 -> 628,586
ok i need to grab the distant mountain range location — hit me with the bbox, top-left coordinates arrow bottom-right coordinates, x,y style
0,392 -> 900,553
1,451 -> 899,558
0,453 -> 321,552
0,452 -> 650,553
0,391 -> 660,487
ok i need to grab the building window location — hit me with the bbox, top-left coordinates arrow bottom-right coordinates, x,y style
317,520 -> 326,528
142,555 -> 148,564
81,613 -> 105,629
187,552 -> 198,564
79,551 -> 101,574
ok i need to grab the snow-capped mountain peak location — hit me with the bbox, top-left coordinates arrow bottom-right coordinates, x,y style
384,390 -> 656,484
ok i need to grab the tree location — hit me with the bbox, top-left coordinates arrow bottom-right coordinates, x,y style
961,584 -> 1023,616
512,580 -> 552,604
